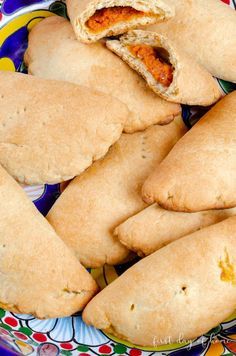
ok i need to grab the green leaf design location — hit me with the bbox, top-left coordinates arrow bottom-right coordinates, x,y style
218,79 -> 236,94
29,340 -> 38,346
0,309 -> 6,318
61,351 -> 72,356
205,325 -> 222,337
77,345 -> 89,352
49,1 -> 68,19
0,323 -> 11,331
18,326 -> 32,336
113,344 -> 127,354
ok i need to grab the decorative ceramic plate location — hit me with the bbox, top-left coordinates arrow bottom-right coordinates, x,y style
0,1 -> 236,355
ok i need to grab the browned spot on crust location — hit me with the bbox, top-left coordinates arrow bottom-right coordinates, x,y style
219,250 -> 236,285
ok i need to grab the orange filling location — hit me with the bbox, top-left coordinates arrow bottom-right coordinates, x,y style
86,6 -> 149,33
129,44 -> 173,87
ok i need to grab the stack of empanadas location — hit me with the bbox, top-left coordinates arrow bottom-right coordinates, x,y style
82,91 -> 236,347
47,117 -> 186,267
0,0 -> 235,348
24,16 -> 181,133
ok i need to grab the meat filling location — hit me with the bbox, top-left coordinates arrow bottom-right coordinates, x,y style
86,6 -> 150,33
129,44 -> 173,87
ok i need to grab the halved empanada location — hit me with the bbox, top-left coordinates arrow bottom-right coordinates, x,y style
67,0 -> 174,43
24,16 -> 181,133
148,0 -> 236,83
107,30 -> 222,105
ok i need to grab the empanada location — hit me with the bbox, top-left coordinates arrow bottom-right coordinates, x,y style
0,165 -> 97,319
47,117 -> 186,268
83,216 -> 236,346
143,91 -> 236,212
66,0 -> 174,43
24,16 -> 181,133
0,70 -> 128,185
107,30 -> 222,105
149,0 -> 236,83
115,204 -> 236,256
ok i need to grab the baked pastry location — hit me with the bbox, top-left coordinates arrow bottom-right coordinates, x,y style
83,216 -> 236,346
0,164 -> 97,318
47,117 -> 186,268
115,204 -> 236,256
24,16 -> 181,133
107,30 -> 222,105
66,0 -> 174,43
148,0 -> 236,83
143,91 -> 236,212
0,70 -> 128,185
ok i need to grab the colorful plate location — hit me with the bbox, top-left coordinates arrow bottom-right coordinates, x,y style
0,1 -> 236,355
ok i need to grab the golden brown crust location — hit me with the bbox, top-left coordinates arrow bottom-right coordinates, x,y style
142,92 -> 236,212
115,204 -> 236,256
106,30 -> 222,105
83,216 -> 236,346
47,118 -> 186,268
67,0 -> 174,43
0,165 -> 98,319
0,70 -> 127,185
148,0 -> 236,82
24,16 -> 181,133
